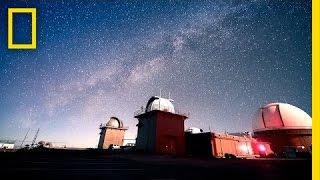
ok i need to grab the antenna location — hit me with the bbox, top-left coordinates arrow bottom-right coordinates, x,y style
20,128 -> 30,148
258,101 -> 262,108
31,128 -> 40,148
160,89 -> 162,97
168,92 -> 174,102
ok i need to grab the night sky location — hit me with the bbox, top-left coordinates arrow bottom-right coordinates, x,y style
0,0 -> 311,148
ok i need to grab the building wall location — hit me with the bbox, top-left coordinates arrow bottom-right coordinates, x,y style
155,111 -> 187,155
185,132 -> 212,157
98,130 -> 106,149
251,141 -> 273,157
254,131 -> 312,154
135,110 -> 187,155
136,112 -> 157,152
0,143 -> 14,149
98,128 -> 126,149
186,133 -> 272,158
212,134 -> 254,158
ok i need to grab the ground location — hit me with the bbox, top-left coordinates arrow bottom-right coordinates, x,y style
0,150 -> 312,180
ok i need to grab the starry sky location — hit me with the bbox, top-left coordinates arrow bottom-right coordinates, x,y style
0,0 -> 311,148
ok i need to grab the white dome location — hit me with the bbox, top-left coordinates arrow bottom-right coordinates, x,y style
146,96 -> 175,113
106,117 -> 124,128
253,103 -> 312,132
185,127 -> 203,134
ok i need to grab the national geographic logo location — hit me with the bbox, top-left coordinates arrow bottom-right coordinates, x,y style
8,8 -> 37,49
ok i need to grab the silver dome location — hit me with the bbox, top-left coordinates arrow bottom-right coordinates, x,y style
146,96 -> 175,113
106,117 -> 124,128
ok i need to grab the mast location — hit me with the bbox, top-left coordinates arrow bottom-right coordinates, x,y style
31,128 -> 40,148
20,128 -> 30,148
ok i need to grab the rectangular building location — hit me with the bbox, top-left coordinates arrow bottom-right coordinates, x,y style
186,132 -> 272,158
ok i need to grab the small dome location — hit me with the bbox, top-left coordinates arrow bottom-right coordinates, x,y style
185,127 -> 203,134
146,96 -> 175,113
106,117 -> 124,128
253,103 -> 312,132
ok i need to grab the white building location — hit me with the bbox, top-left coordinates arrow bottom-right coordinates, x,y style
0,140 -> 15,149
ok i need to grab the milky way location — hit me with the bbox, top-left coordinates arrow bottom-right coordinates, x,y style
0,0 -> 311,147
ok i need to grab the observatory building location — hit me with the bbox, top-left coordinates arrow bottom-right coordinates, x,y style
98,117 -> 128,149
134,96 -> 188,155
253,103 -> 312,154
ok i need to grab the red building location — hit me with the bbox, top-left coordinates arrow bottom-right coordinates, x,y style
185,132 -> 272,158
134,96 -> 188,155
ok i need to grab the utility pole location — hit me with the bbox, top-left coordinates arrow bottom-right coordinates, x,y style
20,128 -> 30,148
31,128 -> 40,148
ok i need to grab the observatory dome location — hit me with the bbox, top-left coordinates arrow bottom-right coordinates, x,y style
106,117 -> 124,128
185,127 -> 203,134
253,103 -> 312,132
146,96 -> 175,113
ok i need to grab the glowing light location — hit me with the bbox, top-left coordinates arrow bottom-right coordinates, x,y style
259,144 -> 266,151
240,144 -> 248,152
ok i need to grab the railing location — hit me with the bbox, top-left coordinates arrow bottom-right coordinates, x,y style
134,107 -> 146,117
133,107 -> 190,118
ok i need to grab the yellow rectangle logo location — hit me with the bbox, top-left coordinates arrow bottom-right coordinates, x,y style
8,8 -> 37,49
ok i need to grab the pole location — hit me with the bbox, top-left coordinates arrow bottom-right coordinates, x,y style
31,128 -> 40,148
20,128 -> 30,148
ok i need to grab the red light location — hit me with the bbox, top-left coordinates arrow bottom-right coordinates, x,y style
259,144 -> 266,151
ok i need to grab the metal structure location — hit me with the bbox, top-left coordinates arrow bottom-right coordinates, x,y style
31,128 -> 40,148
20,128 -> 30,148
